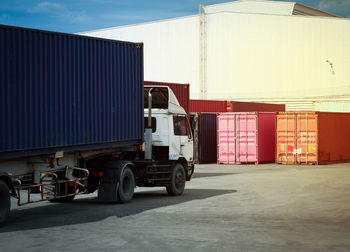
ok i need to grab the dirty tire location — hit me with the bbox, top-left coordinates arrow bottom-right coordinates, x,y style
167,163 -> 186,196
0,180 -> 10,224
118,167 -> 135,203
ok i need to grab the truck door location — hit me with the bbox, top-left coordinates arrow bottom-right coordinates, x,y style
171,115 -> 193,162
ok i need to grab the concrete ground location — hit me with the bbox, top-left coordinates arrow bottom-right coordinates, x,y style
1,163 -> 350,251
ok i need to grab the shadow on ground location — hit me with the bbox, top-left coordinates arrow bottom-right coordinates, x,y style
192,173 -> 238,179
1,188 -> 236,232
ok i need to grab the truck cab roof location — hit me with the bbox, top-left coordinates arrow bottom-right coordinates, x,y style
144,86 -> 186,115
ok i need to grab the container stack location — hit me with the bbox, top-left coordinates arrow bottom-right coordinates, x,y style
217,112 -> 276,164
190,99 -> 284,164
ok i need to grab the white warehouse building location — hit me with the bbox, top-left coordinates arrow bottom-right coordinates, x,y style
80,0 -> 350,111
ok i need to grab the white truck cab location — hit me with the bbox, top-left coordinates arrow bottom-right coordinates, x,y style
144,86 -> 194,176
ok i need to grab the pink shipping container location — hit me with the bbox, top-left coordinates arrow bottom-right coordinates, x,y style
217,112 -> 276,164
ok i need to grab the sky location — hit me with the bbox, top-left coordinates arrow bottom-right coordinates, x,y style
0,0 -> 349,33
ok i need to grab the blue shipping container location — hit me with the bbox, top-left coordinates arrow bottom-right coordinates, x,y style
0,25 -> 144,159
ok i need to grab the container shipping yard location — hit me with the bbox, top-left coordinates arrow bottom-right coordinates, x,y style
1,0 -> 350,251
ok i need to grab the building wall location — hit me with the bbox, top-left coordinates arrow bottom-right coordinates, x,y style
81,16 -> 200,91
205,0 -> 295,15
204,0 -> 337,17
205,13 -> 350,102
314,101 -> 350,112
81,8 -> 350,111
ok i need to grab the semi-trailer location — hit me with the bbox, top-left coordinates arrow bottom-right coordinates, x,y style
0,25 -> 194,224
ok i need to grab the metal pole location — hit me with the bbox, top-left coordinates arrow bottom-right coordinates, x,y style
227,113 -> 230,164
245,113 -> 248,163
148,88 -> 154,128
306,112 -> 308,164
199,4 -> 207,99
293,113 -> 295,164
234,113 -> 236,163
285,113 -> 288,164
145,88 -> 154,160
298,113 -> 301,164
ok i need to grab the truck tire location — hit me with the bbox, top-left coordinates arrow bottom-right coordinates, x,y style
166,163 -> 186,196
118,167 -> 135,203
0,180 -> 10,224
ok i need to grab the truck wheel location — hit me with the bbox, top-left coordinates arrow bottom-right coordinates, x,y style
118,167 -> 135,203
166,163 -> 186,196
0,180 -> 10,224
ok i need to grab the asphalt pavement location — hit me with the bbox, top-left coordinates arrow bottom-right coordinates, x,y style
1,163 -> 350,251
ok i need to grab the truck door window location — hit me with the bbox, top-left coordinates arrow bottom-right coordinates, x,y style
144,117 -> 157,132
173,116 -> 190,136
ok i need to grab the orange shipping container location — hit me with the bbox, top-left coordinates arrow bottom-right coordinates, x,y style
276,112 -> 350,165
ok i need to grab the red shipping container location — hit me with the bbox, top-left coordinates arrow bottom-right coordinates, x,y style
276,112 -> 350,164
190,99 -> 284,113
190,99 -> 227,112
227,101 -> 285,112
145,81 -> 190,114
217,112 -> 276,164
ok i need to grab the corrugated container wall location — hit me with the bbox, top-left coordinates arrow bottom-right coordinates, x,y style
227,101 -> 285,112
190,99 -> 227,112
145,81 -> 190,114
217,112 -> 276,164
314,101 -> 350,112
276,112 -> 350,164
190,113 -> 217,164
0,25 -> 144,159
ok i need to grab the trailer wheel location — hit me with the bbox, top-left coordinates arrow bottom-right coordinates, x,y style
166,163 -> 186,196
0,180 -> 10,224
117,167 -> 135,203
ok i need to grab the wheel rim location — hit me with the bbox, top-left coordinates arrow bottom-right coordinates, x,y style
175,169 -> 185,189
122,175 -> 132,196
